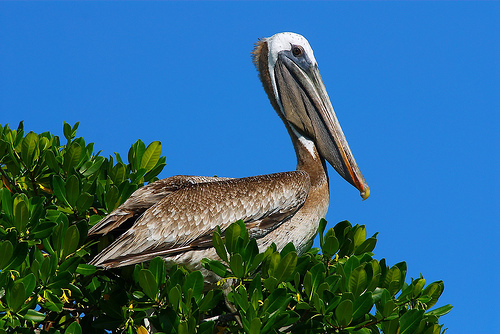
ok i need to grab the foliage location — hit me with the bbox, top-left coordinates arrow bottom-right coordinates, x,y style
0,122 -> 452,333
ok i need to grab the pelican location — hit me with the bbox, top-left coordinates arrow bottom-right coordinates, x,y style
88,32 -> 369,276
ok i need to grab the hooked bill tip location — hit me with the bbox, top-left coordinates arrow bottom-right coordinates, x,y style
360,186 -> 370,201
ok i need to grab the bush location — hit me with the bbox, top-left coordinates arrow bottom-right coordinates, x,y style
0,122 -> 451,333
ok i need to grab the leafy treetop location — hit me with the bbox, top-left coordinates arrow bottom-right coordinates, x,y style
0,122 -> 451,334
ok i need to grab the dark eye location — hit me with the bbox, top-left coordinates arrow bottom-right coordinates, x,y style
292,45 -> 304,57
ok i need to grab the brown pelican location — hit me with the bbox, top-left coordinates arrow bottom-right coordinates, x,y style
88,32 -> 369,275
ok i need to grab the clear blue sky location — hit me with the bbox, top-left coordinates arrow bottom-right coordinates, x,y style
1,2 -> 498,332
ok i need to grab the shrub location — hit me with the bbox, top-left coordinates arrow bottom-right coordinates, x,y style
0,122 -> 451,333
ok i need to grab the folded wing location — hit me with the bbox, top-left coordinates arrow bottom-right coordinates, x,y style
89,171 -> 310,268
88,175 -> 232,236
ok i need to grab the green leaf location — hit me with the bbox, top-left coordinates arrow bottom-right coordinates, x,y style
52,175 -> 69,206
1,188 -> 14,225
13,197 -> 29,233
225,222 -> 241,254
76,264 -> 97,276
149,257 -> 167,286
249,317 -> 262,334
353,225 -> 367,249
104,184 -> 120,212
129,140 -> 146,172
384,266 -> 401,296
140,141 -> 162,172
354,235 -> 378,255
23,309 -> 46,322
81,156 -> 104,176
335,299 -> 353,327
421,281 -> 444,309
139,269 -> 158,300
30,221 -> 57,239
262,288 -> 290,314
63,121 -> 72,141
64,321 -> 82,334
426,304 -> 453,317
232,285 -> 249,311
198,321 -> 215,334
184,271 -> 204,301
48,271 -> 72,289
0,240 -> 14,268
65,174 -> 80,208
204,259 -> 228,277
110,162 -> 126,184
274,251 -> 297,282
230,253 -> 245,279
44,150 -> 60,172
7,281 -> 25,312
199,290 -> 223,312
318,218 -> 327,247
309,262 -> 326,294
168,285 -> 181,312
144,158 -> 166,182
382,299 -> 397,318
76,192 -> 93,213
400,309 -> 424,334
213,230 -> 228,262
21,131 -> 38,170
62,225 -> 80,259
63,142 -> 82,172
4,242 -> 28,270
381,318 -> 400,334
352,292 -> 373,320
18,273 -> 36,298
349,266 -> 368,296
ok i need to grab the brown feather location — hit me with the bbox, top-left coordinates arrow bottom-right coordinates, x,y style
88,175 -> 231,236
89,172 -> 310,268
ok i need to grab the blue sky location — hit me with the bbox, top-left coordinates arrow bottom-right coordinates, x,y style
1,2 -> 498,332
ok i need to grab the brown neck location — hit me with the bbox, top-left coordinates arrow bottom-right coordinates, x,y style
293,133 -> 329,190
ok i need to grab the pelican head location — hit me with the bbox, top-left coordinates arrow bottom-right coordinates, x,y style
253,32 -> 369,200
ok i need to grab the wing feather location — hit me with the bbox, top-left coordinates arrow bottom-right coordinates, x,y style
88,175 -> 231,236
90,171 -> 310,268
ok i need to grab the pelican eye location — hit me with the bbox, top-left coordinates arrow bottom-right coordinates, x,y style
291,45 -> 304,57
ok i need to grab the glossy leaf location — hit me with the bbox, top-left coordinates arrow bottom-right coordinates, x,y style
23,309 -> 46,322
64,321 -> 82,334
349,266 -> 367,296
230,253 -> 245,278
149,257 -> 167,286
52,175 -> 69,206
7,281 -> 25,312
139,269 -> 158,300
4,241 -> 28,270
225,222 -> 241,254
353,225 -> 367,249
335,299 -> 353,327
184,271 -> 204,301
426,304 -> 453,317
354,235 -> 378,255
140,141 -> 162,172
62,224 -> 80,259
63,142 -> 82,172
0,240 -> 14,268
65,174 -> 80,208
21,131 -> 38,170
400,309 -> 424,334
213,230 -> 228,262
13,197 -> 29,232
274,251 -> 297,282
352,292 -> 373,320
76,264 -> 97,276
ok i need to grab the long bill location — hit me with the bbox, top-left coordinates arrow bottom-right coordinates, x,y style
274,53 -> 370,200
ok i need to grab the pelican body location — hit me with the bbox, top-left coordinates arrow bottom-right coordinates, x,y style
88,33 -> 369,275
